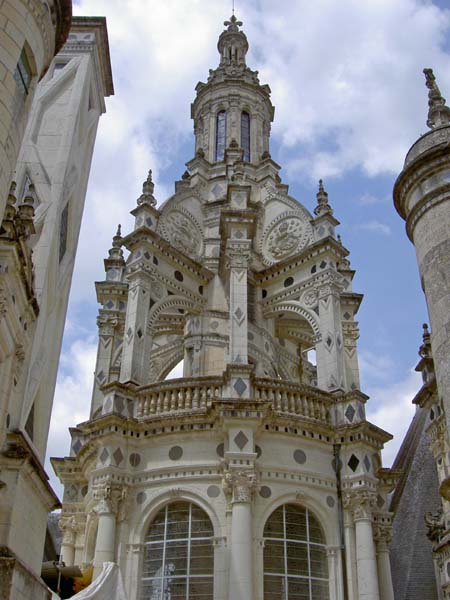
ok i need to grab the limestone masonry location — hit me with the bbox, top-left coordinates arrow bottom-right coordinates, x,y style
1,6 -> 450,600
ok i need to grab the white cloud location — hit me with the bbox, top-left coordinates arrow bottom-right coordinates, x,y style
365,369 -> 421,466
45,337 -> 97,497
355,220 -> 392,235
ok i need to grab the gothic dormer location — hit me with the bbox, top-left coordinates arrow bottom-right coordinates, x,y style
191,15 -> 274,164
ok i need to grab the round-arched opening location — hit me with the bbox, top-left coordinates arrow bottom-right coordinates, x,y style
140,501 -> 214,598
263,503 -> 329,599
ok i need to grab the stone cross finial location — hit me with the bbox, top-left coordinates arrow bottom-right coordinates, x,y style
314,179 -> 333,216
423,68 -> 450,130
224,15 -> 243,32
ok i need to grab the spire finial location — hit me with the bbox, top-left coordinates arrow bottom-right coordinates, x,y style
137,169 -> 157,207
423,68 -> 450,130
314,179 -> 333,216
419,322 -> 432,359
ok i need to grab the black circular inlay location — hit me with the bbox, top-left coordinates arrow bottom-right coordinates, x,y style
294,449 -> 307,464
169,446 -> 183,460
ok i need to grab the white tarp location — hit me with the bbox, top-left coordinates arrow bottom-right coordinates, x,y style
71,562 -> 128,600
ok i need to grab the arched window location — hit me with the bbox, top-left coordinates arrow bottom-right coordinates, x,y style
241,111 -> 250,162
215,111 -> 227,161
263,504 -> 329,599
141,501 -> 214,599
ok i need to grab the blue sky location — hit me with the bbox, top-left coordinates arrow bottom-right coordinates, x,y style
46,0 -> 450,497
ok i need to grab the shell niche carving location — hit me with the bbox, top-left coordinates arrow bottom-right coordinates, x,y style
261,211 -> 311,265
160,208 -> 203,258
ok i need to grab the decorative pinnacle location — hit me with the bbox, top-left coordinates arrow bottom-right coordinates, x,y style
224,14 -> 243,32
137,169 -> 156,207
423,68 -> 450,130
112,224 -> 122,248
419,323 -> 432,359
107,223 -> 124,262
314,179 -> 333,216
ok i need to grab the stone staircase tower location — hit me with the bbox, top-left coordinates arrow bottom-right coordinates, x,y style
53,16 -> 396,600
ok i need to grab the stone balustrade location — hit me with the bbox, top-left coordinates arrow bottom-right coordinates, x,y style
136,376 -> 333,424
253,378 -> 332,423
136,377 -> 223,418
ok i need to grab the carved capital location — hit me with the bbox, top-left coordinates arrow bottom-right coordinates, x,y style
373,522 -> 393,548
222,469 -> 257,503
343,490 -> 377,521
93,481 -> 128,517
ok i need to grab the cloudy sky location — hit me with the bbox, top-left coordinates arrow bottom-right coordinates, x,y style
46,0 -> 450,497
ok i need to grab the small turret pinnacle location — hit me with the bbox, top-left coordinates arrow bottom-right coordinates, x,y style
423,68 -> 450,130
137,170 -> 157,207
314,179 -> 333,216
107,224 -> 124,261
112,224 -> 122,247
419,323 -> 432,359
218,14 -> 248,66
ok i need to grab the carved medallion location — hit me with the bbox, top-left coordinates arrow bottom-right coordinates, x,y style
160,208 -> 203,258
261,211 -> 311,265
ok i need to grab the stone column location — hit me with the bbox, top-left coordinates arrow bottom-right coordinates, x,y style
326,546 -> 343,600
374,525 -> 394,600
223,470 -> 257,600
119,273 -> 152,384
352,495 -> 380,600
226,239 -> 252,365
343,510 -> 357,600
316,280 -> 346,392
59,516 -> 77,567
93,483 -> 118,578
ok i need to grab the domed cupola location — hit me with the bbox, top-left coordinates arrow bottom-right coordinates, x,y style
217,15 -> 249,66
191,15 -> 274,164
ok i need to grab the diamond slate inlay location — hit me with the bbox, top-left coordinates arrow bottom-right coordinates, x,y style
348,454 -> 360,472
113,447 -> 124,466
99,448 -> 109,464
345,404 -> 356,422
234,430 -> 249,450
233,377 -> 247,396
72,439 -> 82,455
364,455 -> 371,472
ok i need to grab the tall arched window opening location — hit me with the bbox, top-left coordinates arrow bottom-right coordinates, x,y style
241,111 -> 250,162
215,111 -> 227,161
141,501 -> 214,599
263,504 -> 329,599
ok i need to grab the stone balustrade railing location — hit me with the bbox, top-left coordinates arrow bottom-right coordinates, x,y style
136,376 -> 333,424
253,378 -> 332,424
136,377 -> 223,418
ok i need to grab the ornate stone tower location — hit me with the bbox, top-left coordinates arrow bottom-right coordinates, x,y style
393,71 -> 450,598
54,16 -> 396,600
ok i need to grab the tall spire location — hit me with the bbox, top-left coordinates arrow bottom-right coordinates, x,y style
423,68 -> 450,130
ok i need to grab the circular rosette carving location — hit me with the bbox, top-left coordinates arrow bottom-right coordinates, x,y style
261,211 -> 311,265
160,208 -> 203,259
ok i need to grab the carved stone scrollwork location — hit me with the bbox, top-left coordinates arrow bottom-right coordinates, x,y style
343,490 -> 377,521
222,469 -> 258,503
425,509 -> 445,543
93,482 -> 128,517
59,514 -> 83,544
373,522 -> 393,549
225,240 -> 252,269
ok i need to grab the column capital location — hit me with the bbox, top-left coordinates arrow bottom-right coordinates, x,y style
222,469 -> 258,503
93,481 -> 128,516
373,522 -> 393,550
343,490 -> 377,521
